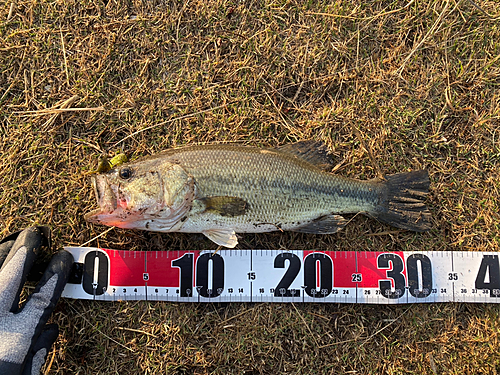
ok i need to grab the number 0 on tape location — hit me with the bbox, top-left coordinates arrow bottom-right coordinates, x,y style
62,248 -> 500,304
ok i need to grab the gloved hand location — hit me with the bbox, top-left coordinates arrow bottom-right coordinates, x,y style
0,227 -> 73,375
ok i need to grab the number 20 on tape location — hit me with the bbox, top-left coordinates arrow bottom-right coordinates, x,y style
62,248 -> 500,304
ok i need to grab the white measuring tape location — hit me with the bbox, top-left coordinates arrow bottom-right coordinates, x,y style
61,247 -> 500,304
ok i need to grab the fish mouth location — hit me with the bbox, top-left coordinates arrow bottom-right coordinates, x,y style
84,174 -> 118,223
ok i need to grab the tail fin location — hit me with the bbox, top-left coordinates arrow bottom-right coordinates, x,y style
373,170 -> 431,232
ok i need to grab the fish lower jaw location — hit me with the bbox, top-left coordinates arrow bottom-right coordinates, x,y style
84,208 -> 107,223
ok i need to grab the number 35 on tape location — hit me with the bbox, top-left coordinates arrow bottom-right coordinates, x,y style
62,248 -> 500,304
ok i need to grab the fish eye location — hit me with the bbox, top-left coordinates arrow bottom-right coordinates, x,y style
119,167 -> 132,180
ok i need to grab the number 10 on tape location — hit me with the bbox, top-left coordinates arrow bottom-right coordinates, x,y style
62,248 -> 500,304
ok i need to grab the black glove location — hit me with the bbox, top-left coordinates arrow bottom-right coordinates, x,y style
0,227 -> 73,375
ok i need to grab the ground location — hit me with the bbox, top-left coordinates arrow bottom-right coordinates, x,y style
1,0 -> 500,373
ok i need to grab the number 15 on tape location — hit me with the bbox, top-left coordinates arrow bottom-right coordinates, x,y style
62,248 -> 500,304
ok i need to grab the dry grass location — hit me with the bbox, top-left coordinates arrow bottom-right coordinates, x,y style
1,0 -> 500,373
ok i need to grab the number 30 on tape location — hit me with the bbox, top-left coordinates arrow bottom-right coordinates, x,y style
62,248 -> 500,304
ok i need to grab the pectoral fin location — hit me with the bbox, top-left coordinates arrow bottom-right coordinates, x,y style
291,214 -> 347,234
199,196 -> 249,217
202,229 -> 238,248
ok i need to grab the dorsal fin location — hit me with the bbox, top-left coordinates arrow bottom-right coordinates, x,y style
277,141 -> 334,170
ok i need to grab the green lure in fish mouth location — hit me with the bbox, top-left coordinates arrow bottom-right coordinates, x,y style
96,153 -> 128,173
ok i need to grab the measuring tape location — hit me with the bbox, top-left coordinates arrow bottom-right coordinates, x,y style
61,247 -> 500,304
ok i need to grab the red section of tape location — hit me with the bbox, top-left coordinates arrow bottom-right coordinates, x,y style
146,251 -> 200,288
104,249 -> 145,287
357,251 -> 406,288
303,251 -> 357,288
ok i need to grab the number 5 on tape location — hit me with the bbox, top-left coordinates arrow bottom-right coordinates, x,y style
62,248 -> 500,304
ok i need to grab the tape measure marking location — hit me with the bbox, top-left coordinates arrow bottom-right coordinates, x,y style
62,248 -> 500,304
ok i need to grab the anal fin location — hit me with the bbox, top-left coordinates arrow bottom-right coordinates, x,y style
291,214 -> 347,234
202,229 -> 238,248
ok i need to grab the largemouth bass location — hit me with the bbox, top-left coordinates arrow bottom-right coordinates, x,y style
85,141 -> 431,247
